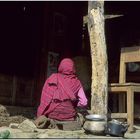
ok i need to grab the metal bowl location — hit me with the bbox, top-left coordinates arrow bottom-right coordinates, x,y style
85,114 -> 106,121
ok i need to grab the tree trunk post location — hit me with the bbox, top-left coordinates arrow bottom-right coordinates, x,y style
88,1 -> 108,115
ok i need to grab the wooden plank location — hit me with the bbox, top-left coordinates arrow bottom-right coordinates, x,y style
127,88 -> 134,132
124,55 -> 140,62
135,114 -> 140,119
119,61 -> 126,83
109,86 -> 128,92
109,86 -> 140,93
105,14 -> 124,19
12,75 -> 17,105
110,83 -> 140,86
111,113 -> 127,118
30,80 -> 35,106
119,94 -> 126,113
16,97 -> 33,106
133,87 -> 140,92
83,14 -> 124,24
0,74 -> 13,82
121,46 -> 140,52
0,96 -> 12,104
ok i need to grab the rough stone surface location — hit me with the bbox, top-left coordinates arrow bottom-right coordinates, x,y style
9,123 -> 19,129
18,119 -> 37,132
0,115 -> 26,127
0,104 -> 10,117
0,105 -> 35,127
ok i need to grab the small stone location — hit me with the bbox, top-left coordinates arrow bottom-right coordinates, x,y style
37,133 -> 49,138
0,105 -> 10,117
9,123 -> 19,129
18,119 -> 37,132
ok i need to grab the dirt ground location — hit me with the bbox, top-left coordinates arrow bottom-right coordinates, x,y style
1,104 -> 140,139
0,104 -> 118,139
0,104 -> 36,127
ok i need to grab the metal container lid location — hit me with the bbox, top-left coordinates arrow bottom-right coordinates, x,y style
85,114 -> 106,121
110,119 -> 122,125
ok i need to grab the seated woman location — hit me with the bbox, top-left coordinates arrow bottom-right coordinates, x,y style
35,58 -> 88,129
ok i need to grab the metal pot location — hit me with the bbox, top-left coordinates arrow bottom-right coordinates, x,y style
83,114 -> 107,135
105,119 -> 129,137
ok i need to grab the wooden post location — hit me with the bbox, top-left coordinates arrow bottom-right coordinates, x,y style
12,75 -> 17,105
88,1 -> 108,115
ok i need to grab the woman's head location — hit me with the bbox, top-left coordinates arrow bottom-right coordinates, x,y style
58,58 -> 76,75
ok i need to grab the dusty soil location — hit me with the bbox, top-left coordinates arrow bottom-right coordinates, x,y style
0,105 -> 95,139
0,104 -> 140,139
0,104 -> 36,127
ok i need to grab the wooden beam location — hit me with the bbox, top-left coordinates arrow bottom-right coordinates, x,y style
111,113 -> 127,118
88,1 -> 108,115
105,14 -> 123,19
83,14 -> 124,25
